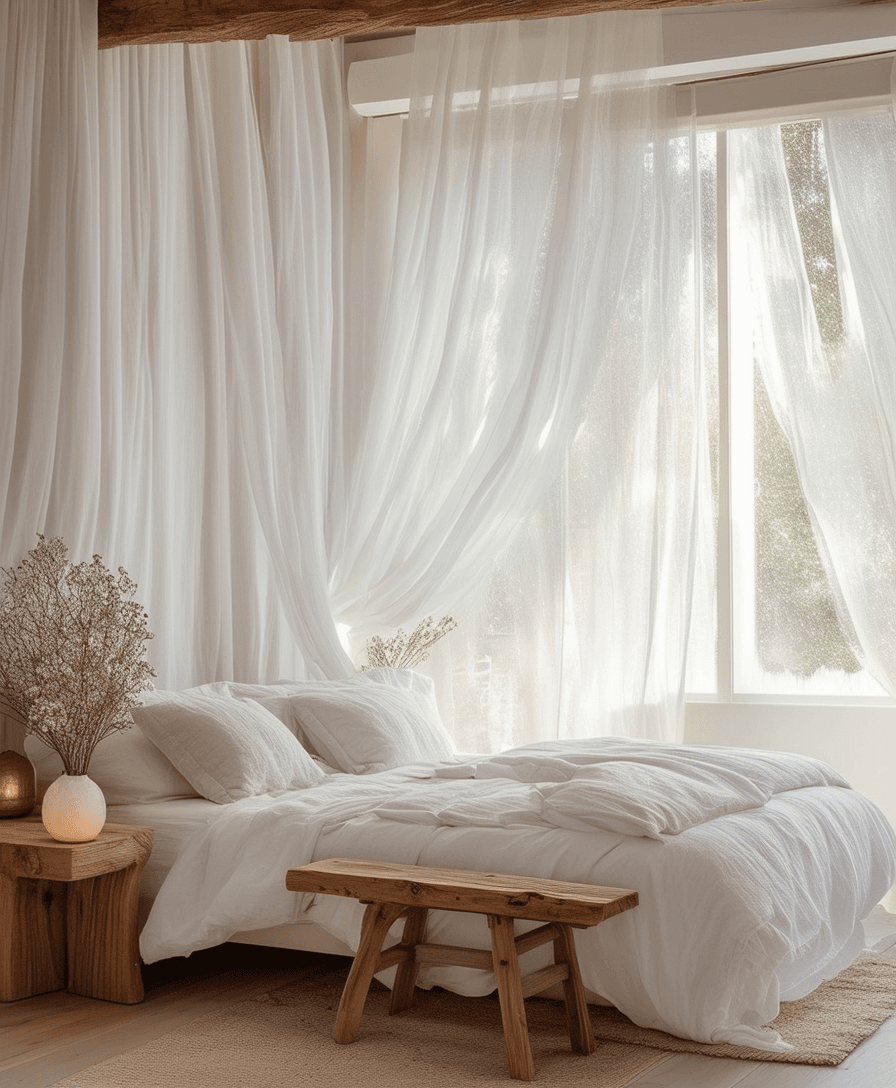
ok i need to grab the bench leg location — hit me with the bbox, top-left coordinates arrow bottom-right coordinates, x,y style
488,914 -> 535,1081
389,906 -> 428,1015
553,924 -> 594,1055
334,901 -> 406,1044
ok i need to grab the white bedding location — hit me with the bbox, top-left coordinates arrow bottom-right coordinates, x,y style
129,739 -> 896,1053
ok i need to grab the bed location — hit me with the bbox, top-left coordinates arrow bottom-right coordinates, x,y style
25,667 -> 896,1055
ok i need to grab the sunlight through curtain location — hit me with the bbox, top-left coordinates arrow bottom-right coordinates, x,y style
334,15 -> 704,746
3,3 -> 703,747
729,102 -> 896,695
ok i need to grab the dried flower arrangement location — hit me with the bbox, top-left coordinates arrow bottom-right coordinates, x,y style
0,536 -> 155,776
362,615 -> 457,671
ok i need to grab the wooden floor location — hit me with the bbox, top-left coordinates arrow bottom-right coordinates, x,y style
2,917 -> 895,1088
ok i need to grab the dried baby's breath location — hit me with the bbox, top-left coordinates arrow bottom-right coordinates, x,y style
0,535 -> 155,775
362,615 -> 457,671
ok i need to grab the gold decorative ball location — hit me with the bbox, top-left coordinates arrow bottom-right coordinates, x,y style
0,750 -> 37,818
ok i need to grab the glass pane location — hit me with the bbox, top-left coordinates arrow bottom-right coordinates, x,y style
731,119 -> 882,697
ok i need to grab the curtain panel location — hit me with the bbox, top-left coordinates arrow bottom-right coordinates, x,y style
335,16 -> 705,746
96,36 -> 353,687
3,2 -> 704,749
729,107 -> 896,696
1,0 -> 352,690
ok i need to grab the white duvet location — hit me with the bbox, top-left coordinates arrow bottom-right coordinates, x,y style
138,738 -> 896,1052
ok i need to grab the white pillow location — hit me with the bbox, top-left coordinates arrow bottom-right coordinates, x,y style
140,681 -> 235,703
132,695 -> 326,804
24,725 -> 199,805
265,668 -> 457,775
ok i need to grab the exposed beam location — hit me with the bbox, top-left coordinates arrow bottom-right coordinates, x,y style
97,0 -> 770,49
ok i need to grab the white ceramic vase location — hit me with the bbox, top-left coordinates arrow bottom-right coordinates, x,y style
41,774 -> 106,842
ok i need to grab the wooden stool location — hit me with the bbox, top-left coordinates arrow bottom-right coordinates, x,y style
286,858 -> 638,1080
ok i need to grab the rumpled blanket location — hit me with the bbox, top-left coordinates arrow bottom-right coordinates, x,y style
373,737 -> 849,839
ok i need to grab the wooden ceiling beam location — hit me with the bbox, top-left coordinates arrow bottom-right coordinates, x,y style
97,0 -> 768,49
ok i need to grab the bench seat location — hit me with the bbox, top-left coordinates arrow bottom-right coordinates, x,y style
286,858 -> 638,1080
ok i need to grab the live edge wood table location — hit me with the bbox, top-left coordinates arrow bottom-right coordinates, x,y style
286,858 -> 639,1081
0,815 -> 153,1005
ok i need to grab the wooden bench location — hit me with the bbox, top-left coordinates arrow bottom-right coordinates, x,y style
285,858 -> 638,1080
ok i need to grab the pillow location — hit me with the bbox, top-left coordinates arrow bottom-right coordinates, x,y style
24,725 -> 199,805
132,694 -> 326,804
264,668 -> 457,775
139,681 -> 239,704
225,680 -> 310,700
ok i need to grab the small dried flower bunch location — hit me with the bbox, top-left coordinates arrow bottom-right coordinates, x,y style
0,535 -> 155,776
363,615 -> 457,671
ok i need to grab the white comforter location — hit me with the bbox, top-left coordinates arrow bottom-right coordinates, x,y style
139,738 -> 896,1052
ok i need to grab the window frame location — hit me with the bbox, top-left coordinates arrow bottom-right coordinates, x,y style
687,118 -> 896,708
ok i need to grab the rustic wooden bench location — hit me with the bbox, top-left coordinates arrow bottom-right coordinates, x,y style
285,858 -> 638,1080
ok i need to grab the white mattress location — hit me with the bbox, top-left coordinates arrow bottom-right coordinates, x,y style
109,798 -> 220,928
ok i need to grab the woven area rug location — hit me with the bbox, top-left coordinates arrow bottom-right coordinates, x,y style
51,946 -> 896,1088
589,942 -> 896,1066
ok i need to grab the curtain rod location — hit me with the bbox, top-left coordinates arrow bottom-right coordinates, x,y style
678,47 -> 896,88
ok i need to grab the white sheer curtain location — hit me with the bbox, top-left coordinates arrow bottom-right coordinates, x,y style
1,1 -> 352,692
336,16 -> 704,747
3,2 -> 702,750
0,0 -> 101,570
97,36 -> 352,687
729,105 -> 896,694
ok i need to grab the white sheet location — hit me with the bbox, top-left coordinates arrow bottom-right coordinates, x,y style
133,741 -> 896,1053
107,797 -> 221,928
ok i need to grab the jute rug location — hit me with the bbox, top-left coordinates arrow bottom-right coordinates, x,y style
51,946 -> 896,1088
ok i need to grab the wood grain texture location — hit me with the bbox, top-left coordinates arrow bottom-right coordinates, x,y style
97,0 -> 769,48
0,873 -> 67,1002
519,961 -> 570,998
333,900 -> 406,1043
488,913 -> 535,1080
388,905 -> 427,1014
0,817 -> 153,883
0,944 -> 309,1088
0,819 -> 153,1004
514,921 -> 561,957
553,921 -> 594,1054
66,845 -> 152,1003
286,858 -> 638,926
412,941 -> 494,969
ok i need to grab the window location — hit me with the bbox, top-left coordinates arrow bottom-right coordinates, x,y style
686,117 -> 891,702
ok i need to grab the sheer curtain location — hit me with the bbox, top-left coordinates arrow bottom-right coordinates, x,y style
729,102 -> 896,695
3,2 -> 703,751
1,1 -> 352,693
97,36 -> 352,687
335,16 -> 704,748
0,0 -> 101,572
1,0 -> 101,749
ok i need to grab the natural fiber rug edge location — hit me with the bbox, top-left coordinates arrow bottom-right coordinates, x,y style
584,946 -> 896,1066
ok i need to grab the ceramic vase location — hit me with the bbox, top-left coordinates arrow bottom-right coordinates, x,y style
41,773 -> 106,842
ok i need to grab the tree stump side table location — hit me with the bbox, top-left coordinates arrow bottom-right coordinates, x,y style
0,814 -> 153,1004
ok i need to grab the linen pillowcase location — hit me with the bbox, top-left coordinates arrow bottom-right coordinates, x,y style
24,725 -> 200,805
264,668 -> 457,775
132,694 -> 326,804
